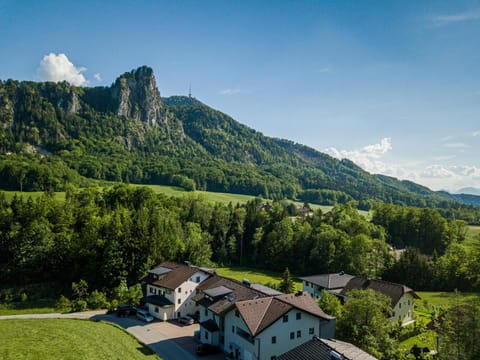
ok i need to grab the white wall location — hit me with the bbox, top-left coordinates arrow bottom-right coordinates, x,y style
224,307 -> 333,360
392,293 -> 416,324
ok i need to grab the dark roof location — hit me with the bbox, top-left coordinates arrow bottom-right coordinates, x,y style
193,274 -> 265,315
299,273 -> 355,290
143,295 -> 174,307
235,292 -> 334,337
275,336 -> 378,360
340,277 -> 420,307
200,319 -> 220,332
142,262 -> 210,290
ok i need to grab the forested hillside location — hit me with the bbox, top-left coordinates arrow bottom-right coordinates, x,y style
1,66 -> 479,216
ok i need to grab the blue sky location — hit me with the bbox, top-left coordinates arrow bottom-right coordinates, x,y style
1,0 -> 479,192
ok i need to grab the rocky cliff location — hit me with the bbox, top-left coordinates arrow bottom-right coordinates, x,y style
111,66 -> 164,125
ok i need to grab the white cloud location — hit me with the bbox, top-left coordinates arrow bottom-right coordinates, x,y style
325,137 -> 394,174
430,10 -> 480,26
421,165 -> 456,179
472,131 -> 480,137
444,142 -> 468,149
93,73 -> 102,81
37,53 -> 87,86
219,88 -> 245,95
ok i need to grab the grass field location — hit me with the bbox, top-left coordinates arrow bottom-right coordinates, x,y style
215,266 -> 302,291
400,291 -> 480,350
0,299 -> 57,316
0,318 -> 160,360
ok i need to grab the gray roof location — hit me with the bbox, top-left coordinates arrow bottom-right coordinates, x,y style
300,273 -> 355,290
250,283 -> 283,296
275,336 -> 378,360
148,267 -> 172,276
204,286 -> 233,298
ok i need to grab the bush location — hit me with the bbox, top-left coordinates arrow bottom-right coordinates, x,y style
56,295 -> 71,312
87,290 -> 109,309
72,299 -> 88,312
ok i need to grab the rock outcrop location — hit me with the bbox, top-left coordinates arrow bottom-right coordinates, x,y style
112,66 -> 163,125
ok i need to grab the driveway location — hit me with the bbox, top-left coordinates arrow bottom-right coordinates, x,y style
0,311 -> 224,360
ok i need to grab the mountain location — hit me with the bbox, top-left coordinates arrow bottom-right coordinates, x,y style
456,187 -> 480,196
0,66 -> 479,211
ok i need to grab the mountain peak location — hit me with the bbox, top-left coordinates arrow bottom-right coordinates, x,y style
112,66 -> 163,125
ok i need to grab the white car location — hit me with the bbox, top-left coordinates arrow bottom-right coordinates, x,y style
136,309 -> 154,322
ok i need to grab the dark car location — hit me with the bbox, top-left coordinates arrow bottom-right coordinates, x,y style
178,315 -> 195,325
196,344 -> 221,356
116,304 -> 137,317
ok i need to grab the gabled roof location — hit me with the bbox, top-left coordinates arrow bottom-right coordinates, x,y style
275,336 -> 378,360
235,292 -> 334,337
299,273 -> 355,290
192,274 -> 265,314
340,277 -> 420,308
142,261 -> 210,290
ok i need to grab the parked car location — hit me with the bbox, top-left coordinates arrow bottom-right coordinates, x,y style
116,304 -> 137,317
136,309 -> 154,322
196,344 -> 221,356
178,315 -> 195,325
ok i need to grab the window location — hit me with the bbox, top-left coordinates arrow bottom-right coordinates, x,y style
235,310 -> 240,317
408,300 -> 410,306
220,336 -> 224,344
232,326 -> 235,333
309,327 -> 314,335
154,307 -> 159,313
178,299 -> 181,304
272,336 -> 277,344
196,276 -> 201,283
205,331 -> 209,340
297,330 -> 301,338
205,308 -> 208,316
392,311 -> 395,317
149,287 -> 153,294
305,281 -> 310,287
290,332 -> 294,340
178,288 -> 182,293
296,312 -> 302,320
283,315 -> 288,323
399,302 -> 402,309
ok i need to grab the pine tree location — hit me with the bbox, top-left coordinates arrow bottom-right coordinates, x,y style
279,267 -> 294,293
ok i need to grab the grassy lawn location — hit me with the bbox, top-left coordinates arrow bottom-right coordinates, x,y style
467,225 -> 480,237
215,266 -> 302,291
0,318 -> 160,359
0,299 -> 57,316
400,291 -> 480,351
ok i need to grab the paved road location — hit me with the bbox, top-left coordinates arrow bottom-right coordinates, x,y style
0,311 -> 201,360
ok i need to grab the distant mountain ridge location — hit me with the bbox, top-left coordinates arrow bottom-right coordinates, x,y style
456,187 -> 480,196
0,65 -> 479,210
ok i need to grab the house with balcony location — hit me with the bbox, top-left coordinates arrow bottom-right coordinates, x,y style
224,291 -> 335,360
141,261 -> 213,320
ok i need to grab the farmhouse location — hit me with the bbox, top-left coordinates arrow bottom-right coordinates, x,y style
300,272 -> 355,300
340,277 -> 420,325
141,261 -> 213,320
194,274 -> 335,360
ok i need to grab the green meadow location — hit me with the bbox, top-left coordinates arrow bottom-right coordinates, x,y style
0,318 -> 160,360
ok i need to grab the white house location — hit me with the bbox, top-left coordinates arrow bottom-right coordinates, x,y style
300,272 -> 354,300
141,261 -> 212,320
224,292 -> 335,360
193,274 -> 269,348
340,277 -> 420,325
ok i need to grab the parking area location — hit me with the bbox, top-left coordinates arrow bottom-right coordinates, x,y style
94,313 -> 225,360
